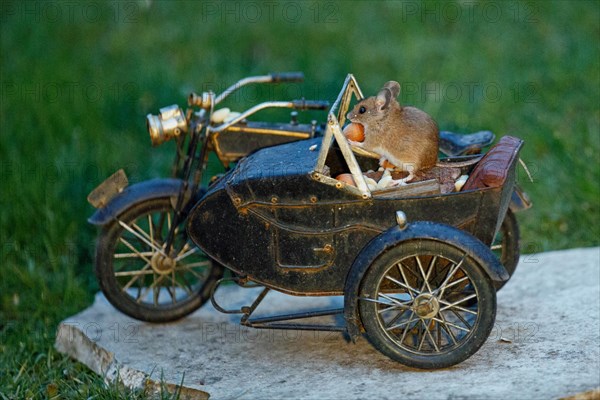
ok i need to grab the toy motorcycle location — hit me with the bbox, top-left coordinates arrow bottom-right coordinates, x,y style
88,73 -> 531,369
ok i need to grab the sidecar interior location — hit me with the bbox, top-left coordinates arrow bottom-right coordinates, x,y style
309,74 -> 449,200
310,74 -> 521,201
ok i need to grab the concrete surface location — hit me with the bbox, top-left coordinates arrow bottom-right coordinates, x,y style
56,247 -> 600,399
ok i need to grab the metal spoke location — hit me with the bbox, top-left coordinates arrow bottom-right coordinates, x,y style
384,275 -> 420,297
114,269 -> 155,277
168,270 -> 177,304
491,244 -> 503,250
436,319 -> 442,348
439,293 -> 478,312
177,272 -> 195,296
440,275 -> 470,292
174,246 -> 199,262
416,255 -> 434,293
425,256 -> 437,290
424,320 -> 440,352
432,316 -> 470,333
136,274 -> 167,304
384,308 -> 408,328
397,263 -> 415,300
153,282 -> 160,306
119,220 -> 167,257
378,304 -> 407,314
148,215 -> 154,250
114,251 -> 154,259
176,260 -> 211,269
176,263 -> 207,280
428,259 -> 453,287
439,297 -> 478,315
118,237 -> 152,264
436,255 -> 466,298
171,270 -> 192,295
359,297 -> 405,308
417,319 -> 429,351
378,292 -> 412,308
399,312 -> 416,343
401,261 -> 421,280
155,212 -> 167,242
131,222 -> 155,246
437,311 -> 458,344
449,309 -> 473,330
177,242 -> 192,258
121,262 -> 152,291
386,315 -> 416,331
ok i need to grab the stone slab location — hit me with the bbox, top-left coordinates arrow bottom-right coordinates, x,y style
56,247 -> 600,399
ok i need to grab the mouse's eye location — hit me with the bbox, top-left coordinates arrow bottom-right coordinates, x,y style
359,106 -> 366,114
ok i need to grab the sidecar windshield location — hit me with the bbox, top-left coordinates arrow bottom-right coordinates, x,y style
313,74 -> 374,199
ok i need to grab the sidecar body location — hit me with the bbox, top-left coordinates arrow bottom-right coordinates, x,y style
187,74 -> 522,296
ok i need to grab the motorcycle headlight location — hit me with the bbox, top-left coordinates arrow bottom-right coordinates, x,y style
146,105 -> 188,146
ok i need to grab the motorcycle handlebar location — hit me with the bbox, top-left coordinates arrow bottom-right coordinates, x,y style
291,99 -> 330,110
211,72 -> 306,106
269,72 -> 305,83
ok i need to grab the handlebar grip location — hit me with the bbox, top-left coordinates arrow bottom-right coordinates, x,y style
269,72 -> 305,83
291,99 -> 330,110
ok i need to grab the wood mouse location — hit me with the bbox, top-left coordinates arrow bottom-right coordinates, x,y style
346,81 -> 439,185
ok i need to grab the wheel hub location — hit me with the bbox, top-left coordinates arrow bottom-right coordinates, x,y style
413,294 -> 440,319
151,253 -> 176,275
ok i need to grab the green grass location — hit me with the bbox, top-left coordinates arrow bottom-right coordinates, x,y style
1,0 -> 599,397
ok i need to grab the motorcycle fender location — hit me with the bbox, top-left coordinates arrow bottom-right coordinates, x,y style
343,221 -> 508,342
88,178 -> 191,226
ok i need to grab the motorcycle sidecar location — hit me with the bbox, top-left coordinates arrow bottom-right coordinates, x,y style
187,74 -> 524,369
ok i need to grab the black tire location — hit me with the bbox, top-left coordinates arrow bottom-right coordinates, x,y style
95,197 -> 224,322
358,239 -> 496,369
492,209 -> 520,291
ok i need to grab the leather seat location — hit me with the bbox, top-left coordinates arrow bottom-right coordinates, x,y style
462,136 -> 523,191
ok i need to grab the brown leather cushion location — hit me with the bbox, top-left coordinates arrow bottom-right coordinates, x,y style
462,136 -> 522,191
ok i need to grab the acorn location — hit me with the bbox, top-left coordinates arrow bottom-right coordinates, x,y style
343,123 -> 365,142
335,173 -> 356,186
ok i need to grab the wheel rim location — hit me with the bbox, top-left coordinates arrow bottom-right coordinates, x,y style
111,205 -> 212,308
362,253 -> 480,355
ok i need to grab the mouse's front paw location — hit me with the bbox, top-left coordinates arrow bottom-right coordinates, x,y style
379,158 -> 396,170
348,140 -> 363,148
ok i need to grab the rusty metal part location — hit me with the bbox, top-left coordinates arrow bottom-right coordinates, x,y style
87,169 -> 128,208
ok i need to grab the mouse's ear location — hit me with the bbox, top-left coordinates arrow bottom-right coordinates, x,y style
376,81 -> 401,110
383,81 -> 401,99
376,87 -> 393,110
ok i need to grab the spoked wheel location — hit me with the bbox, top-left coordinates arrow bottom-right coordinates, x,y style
491,209 -> 520,291
95,197 -> 224,322
358,240 -> 496,369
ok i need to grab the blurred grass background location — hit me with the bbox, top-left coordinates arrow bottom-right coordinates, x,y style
1,0 -> 598,397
